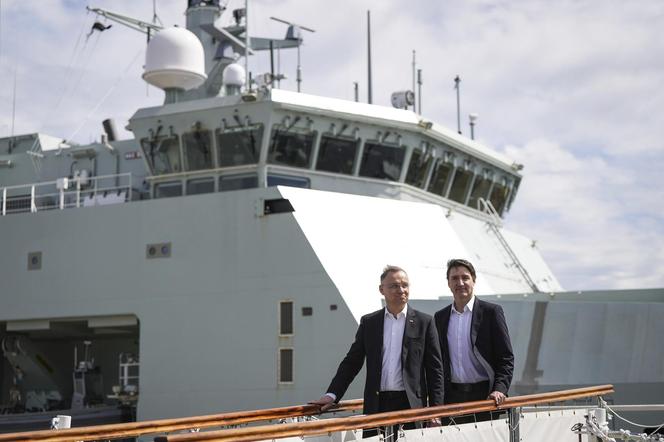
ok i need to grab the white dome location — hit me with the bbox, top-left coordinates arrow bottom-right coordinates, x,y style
143,27 -> 207,91
222,63 -> 246,87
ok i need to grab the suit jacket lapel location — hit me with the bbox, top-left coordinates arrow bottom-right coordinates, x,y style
470,297 -> 482,346
440,306 -> 451,354
401,307 -> 416,365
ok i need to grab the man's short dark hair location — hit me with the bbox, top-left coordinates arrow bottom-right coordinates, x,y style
446,259 -> 476,281
380,265 -> 407,282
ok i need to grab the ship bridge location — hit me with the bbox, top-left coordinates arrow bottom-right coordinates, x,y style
128,88 -> 523,219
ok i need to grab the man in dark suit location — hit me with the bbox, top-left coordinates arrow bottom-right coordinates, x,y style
434,259 -> 513,413
310,265 -> 444,437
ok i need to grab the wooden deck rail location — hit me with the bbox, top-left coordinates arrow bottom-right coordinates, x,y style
0,399 -> 363,442
158,384 -> 614,442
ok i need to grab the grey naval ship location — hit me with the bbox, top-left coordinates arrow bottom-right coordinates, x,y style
1,0 -> 662,435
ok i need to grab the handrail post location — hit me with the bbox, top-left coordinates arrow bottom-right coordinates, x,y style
2,187 -> 6,215
76,177 -> 81,208
509,407 -> 521,442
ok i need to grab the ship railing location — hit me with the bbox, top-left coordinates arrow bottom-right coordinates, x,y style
1,173 -> 133,216
0,385 -> 614,442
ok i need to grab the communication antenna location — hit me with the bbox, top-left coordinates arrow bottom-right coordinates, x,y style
367,10 -> 372,104
270,16 -> 315,92
469,113 -> 478,140
417,69 -> 422,114
411,50 -> 416,111
454,75 -> 461,134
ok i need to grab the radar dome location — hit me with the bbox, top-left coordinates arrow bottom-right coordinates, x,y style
222,63 -> 246,95
143,27 -> 207,91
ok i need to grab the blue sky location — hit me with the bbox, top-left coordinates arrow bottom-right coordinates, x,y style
1,0 -> 663,290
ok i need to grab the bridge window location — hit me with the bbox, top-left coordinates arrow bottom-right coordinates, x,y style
280,301 -> 294,335
219,174 -> 258,192
448,169 -> 473,203
405,149 -> 434,188
186,178 -> 215,195
468,175 -> 492,210
489,182 -> 510,214
142,136 -> 181,175
183,129 -> 213,171
216,124 -> 263,167
268,128 -> 315,168
316,135 -> 357,175
154,181 -> 183,198
267,174 -> 310,189
427,160 -> 453,196
359,142 -> 405,181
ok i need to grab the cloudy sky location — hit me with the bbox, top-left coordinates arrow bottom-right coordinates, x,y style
1,0 -> 662,291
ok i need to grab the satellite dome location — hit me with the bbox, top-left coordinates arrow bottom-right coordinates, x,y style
143,27 -> 207,91
222,63 -> 246,95
222,63 -> 246,87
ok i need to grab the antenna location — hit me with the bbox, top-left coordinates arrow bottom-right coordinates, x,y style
454,75 -> 461,134
412,50 -> 416,111
354,82 -> 359,102
367,10 -> 373,104
270,16 -> 315,92
245,0 -> 249,90
11,68 -> 16,137
469,113 -> 478,140
417,69 -> 422,114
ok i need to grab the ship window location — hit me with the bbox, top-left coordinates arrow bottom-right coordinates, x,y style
315,135 -> 357,175
359,142 -> 405,181
141,136 -> 182,175
154,181 -> 183,199
468,176 -> 492,210
280,301 -> 293,335
219,174 -> 258,191
448,169 -> 473,203
427,160 -> 452,196
267,174 -> 310,189
216,124 -> 263,167
183,129 -> 213,171
405,149 -> 434,188
489,182 -> 509,215
268,129 -> 315,168
186,178 -> 215,195
279,348 -> 294,383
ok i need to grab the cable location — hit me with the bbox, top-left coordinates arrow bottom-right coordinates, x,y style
65,47 -> 143,142
604,403 -> 664,430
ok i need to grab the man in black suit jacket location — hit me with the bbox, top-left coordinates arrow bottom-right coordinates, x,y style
310,265 -> 444,436
434,259 -> 513,409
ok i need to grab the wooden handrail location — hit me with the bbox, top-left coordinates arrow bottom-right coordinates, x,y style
0,399 -> 362,442
159,384 -> 614,442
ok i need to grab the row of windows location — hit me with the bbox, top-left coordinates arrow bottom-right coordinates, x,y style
142,122 -> 517,214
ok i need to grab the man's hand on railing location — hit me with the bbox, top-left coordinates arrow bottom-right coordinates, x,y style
425,418 -> 441,428
308,395 -> 336,413
488,391 -> 506,405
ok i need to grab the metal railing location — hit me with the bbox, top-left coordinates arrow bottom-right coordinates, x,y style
0,385 -> 614,442
1,173 -> 133,216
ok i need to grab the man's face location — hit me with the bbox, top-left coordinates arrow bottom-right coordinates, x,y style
447,265 -> 475,308
379,270 -> 409,313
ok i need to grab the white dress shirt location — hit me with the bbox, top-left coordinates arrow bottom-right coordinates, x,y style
380,304 -> 407,391
447,296 -> 488,383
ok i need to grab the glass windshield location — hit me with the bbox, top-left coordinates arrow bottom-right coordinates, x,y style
427,160 -> 452,196
468,175 -> 492,210
217,124 -> 263,167
405,149 -> 434,188
268,129 -> 315,168
141,136 -> 181,175
183,129 -> 213,171
316,135 -> 357,175
359,142 -> 405,181
448,169 -> 473,203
